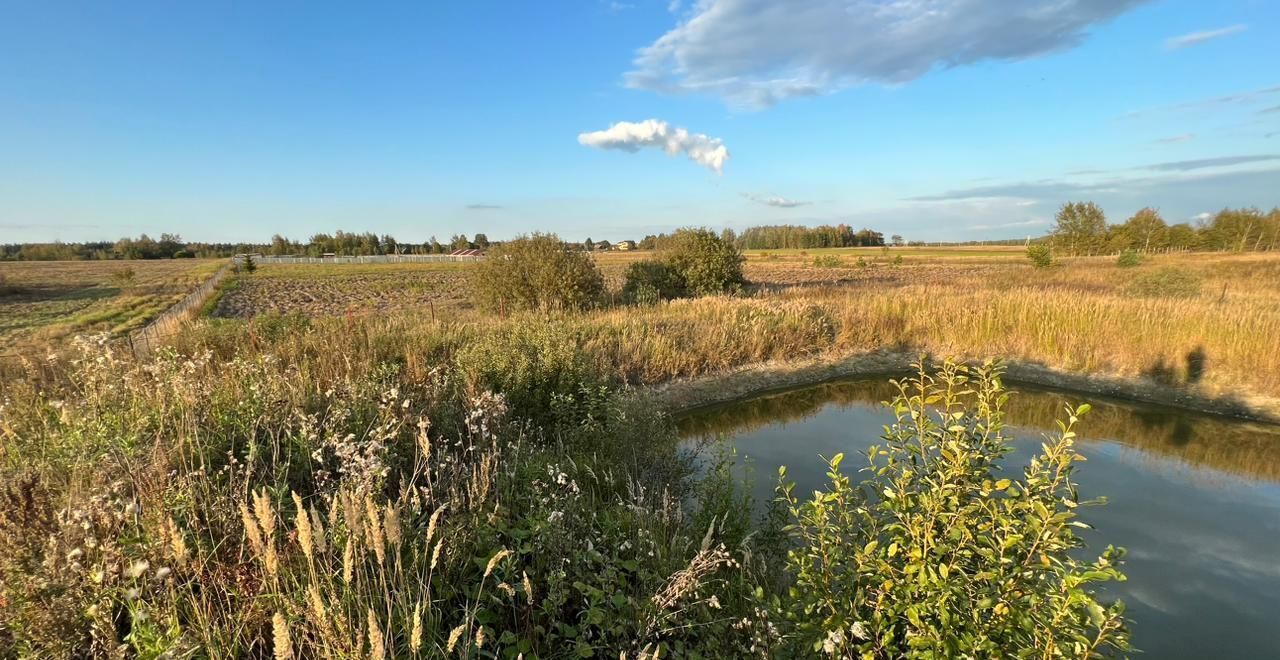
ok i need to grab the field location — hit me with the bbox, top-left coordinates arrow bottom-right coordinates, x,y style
190,247 -> 1280,412
211,262 -> 472,319
6,243 -> 1278,656
0,259 -> 224,352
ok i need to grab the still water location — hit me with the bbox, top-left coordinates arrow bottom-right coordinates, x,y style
677,378 -> 1280,659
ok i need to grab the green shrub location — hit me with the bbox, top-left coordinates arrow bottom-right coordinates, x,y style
661,228 -> 745,296
1116,249 -> 1142,268
1026,244 -> 1053,268
239,255 -> 257,273
856,256 -> 869,268
471,233 -> 605,312
621,259 -> 686,304
892,254 -> 904,267
1126,267 -> 1202,298
812,255 -> 844,268
777,360 -> 1129,657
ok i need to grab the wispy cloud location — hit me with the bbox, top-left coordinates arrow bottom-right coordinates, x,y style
1122,85 -> 1280,118
465,204 -> 503,210
578,119 -> 729,173
1153,133 -> 1195,144
968,219 -> 1048,231
1144,154 -> 1280,171
626,0 -> 1147,108
906,156 -> 1280,202
1261,105 -> 1280,115
741,192 -> 810,208
1165,24 -> 1247,50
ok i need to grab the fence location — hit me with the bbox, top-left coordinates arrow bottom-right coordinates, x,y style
240,254 -> 484,265
127,261 -> 234,356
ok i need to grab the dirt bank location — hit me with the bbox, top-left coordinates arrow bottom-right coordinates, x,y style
639,350 -> 1280,424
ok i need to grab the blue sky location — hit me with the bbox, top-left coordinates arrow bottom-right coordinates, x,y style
1,0 -> 1277,244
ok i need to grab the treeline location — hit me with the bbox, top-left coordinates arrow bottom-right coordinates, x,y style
0,231 -> 500,261
1,234 -> 271,261
1050,203 -> 1280,255
736,224 -> 885,249
267,232 -> 494,256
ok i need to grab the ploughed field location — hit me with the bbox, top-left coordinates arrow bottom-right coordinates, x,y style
0,259 -> 223,351
211,262 -> 474,318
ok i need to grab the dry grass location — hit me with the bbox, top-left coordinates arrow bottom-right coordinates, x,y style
0,259 -> 223,350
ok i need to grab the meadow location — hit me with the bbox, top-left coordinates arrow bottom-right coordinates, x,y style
3,241 -> 1276,657
0,259 -> 223,352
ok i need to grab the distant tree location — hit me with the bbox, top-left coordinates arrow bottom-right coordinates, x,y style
638,235 -> 657,250
1165,223 -> 1198,251
891,234 -> 904,247
269,234 -> 292,256
583,237 -> 595,252
450,234 -> 472,251
720,228 -> 737,246
473,233 -> 490,249
1050,201 -> 1108,256
381,234 -> 398,254
1204,207 -> 1265,252
1120,207 -> 1167,252
470,233 -> 604,312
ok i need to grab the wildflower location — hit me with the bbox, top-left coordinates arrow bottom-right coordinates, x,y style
126,560 -> 150,579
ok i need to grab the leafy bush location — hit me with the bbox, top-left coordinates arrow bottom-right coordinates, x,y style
1116,249 -> 1142,268
661,228 -> 745,296
812,255 -> 844,268
471,233 -> 605,312
777,361 -> 1129,657
239,255 -> 257,273
1026,244 -> 1053,268
621,259 -> 686,304
856,256 -> 869,268
1126,267 -> 1202,298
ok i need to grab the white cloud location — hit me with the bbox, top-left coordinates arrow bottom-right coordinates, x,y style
742,192 -> 809,208
1165,25 -> 1247,50
577,119 -> 729,173
626,0 -> 1147,108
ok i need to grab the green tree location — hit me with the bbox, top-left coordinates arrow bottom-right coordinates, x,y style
891,234 -> 904,247
450,234 -> 472,251
1026,243 -> 1053,268
1051,201 -> 1108,256
470,233 -> 604,312
661,227 -> 745,296
1120,207 -> 1167,252
472,233 -> 490,249
1204,208 -> 1265,252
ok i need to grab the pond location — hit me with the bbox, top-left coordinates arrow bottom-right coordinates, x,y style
678,377 -> 1280,659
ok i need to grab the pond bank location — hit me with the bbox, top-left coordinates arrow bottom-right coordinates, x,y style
639,349 -> 1280,423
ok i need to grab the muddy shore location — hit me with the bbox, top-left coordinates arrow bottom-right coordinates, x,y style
639,350 -> 1280,424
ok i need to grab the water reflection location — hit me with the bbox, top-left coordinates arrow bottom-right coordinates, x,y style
677,377 -> 1280,660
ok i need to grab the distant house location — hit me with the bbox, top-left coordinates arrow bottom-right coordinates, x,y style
615,240 -> 637,251
449,248 -> 485,257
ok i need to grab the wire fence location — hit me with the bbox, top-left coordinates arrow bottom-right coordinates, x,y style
1,260 -> 234,379
242,254 -> 484,265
